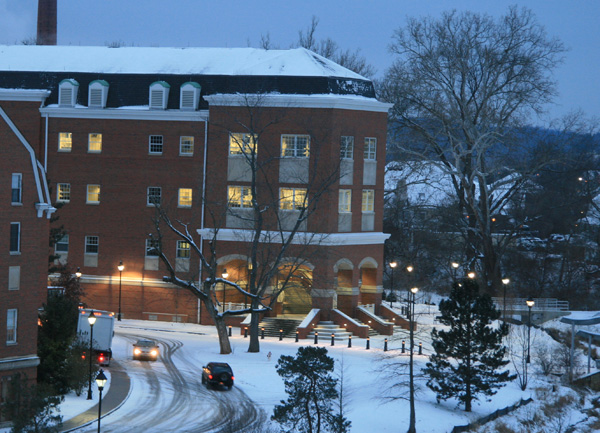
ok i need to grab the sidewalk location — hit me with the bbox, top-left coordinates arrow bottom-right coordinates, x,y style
60,361 -> 131,432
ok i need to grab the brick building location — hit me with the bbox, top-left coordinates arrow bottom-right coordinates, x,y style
0,88 -> 55,421
0,45 -> 390,329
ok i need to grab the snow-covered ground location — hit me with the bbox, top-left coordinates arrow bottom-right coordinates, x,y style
4,305 -> 600,432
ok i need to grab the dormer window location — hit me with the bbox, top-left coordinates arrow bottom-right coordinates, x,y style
58,79 -> 79,107
180,82 -> 201,111
88,80 -> 109,108
149,81 -> 170,110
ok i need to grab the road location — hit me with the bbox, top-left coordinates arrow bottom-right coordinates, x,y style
74,329 -> 266,433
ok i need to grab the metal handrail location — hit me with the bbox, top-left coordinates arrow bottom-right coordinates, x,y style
492,297 -> 569,312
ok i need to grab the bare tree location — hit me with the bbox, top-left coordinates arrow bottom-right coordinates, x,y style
380,6 -> 566,294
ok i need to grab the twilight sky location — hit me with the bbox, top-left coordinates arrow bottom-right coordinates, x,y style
0,0 -> 598,123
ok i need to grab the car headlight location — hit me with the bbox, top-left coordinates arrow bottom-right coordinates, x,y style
134,348 -> 141,355
150,350 -> 158,357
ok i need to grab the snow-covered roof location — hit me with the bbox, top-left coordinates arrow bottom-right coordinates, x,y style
0,45 -> 365,79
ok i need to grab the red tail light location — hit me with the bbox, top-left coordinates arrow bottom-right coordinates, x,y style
231,376 -> 235,381
208,374 -> 213,380
98,354 -> 105,362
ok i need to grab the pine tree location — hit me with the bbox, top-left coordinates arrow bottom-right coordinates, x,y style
424,279 -> 514,412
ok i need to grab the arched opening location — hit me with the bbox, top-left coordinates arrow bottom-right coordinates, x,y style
358,257 -> 378,306
276,262 -> 314,316
217,255 -> 251,310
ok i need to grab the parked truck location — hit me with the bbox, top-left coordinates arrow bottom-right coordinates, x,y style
77,308 -> 115,366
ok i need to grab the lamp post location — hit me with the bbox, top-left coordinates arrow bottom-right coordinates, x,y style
389,261 -> 397,308
502,278 -> 510,321
87,310 -> 96,400
95,369 -> 107,433
221,268 -> 229,312
408,286 -> 419,433
451,261 -> 459,281
117,261 -> 124,321
75,267 -> 82,279
406,265 -> 414,319
526,297 -> 535,364
467,271 -> 476,279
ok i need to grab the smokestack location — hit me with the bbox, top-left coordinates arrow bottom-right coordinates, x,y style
37,0 -> 57,45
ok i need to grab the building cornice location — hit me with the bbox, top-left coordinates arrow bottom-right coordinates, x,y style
197,229 -> 391,246
39,106 -> 209,121
50,274 -> 178,288
204,94 -> 392,113
0,88 -> 50,101
0,355 -> 40,371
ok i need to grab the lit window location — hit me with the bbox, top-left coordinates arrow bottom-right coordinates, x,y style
341,136 -> 354,159
229,133 -> 257,156
57,183 -> 71,202
146,239 -> 160,257
55,235 -> 69,253
10,222 -> 20,253
362,189 -> 374,212
86,185 -> 100,204
147,187 -> 161,206
11,173 -> 22,204
281,134 -> 310,158
7,309 -> 17,344
149,135 -> 163,154
180,136 -> 194,156
85,236 -> 99,254
339,189 -> 352,212
364,138 -> 377,160
279,188 -> 307,211
178,188 -> 193,207
59,132 -> 72,151
88,133 -> 102,152
228,186 -> 253,208
177,240 -> 190,258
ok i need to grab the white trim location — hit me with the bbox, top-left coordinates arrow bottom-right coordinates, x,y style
197,228 -> 390,246
39,106 -> 209,121
204,94 -> 392,113
0,89 -> 50,101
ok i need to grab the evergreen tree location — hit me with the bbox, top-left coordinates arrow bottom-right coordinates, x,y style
272,346 -> 350,433
424,279 -> 514,412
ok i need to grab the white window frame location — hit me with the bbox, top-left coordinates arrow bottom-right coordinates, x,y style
86,184 -> 100,204
362,189 -> 375,212
149,135 -> 163,155
6,309 -> 17,344
11,173 -> 22,204
178,188 -> 193,208
364,137 -> 377,160
55,234 -> 69,253
229,133 -> 257,156
8,266 -> 20,291
339,189 -> 352,213
59,132 -> 72,152
281,134 -> 310,158
341,136 -> 354,160
279,188 -> 307,211
10,222 -> 20,254
179,136 -> 194,156
85,236 -> 99,254
88,133 -> 102,153
228,186 -> 253,208
57,183 -> 71,203
176,240 -> 190,258
145,239 -> 160,257
147,187 -> 162,206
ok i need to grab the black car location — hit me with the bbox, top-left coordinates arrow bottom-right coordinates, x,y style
202,362 -> 234,389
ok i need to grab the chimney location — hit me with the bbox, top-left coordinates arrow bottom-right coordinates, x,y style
37,0 -> 57,45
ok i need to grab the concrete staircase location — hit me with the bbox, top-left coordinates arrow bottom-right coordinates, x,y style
353,319 -> 380,337
306,321 -> 353,341
257,317 -> 303,338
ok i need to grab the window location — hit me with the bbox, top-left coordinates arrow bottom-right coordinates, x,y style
362,189 -> 375,212
341,136 -> 354,159
281,134 -> 310,158
8,266 -> 20,291
6,309 -> 17,344
229,133 -> 257,156
86,185 -> 100,204
178,188 -> 193,207
180,136 -> 194,156
279,188 -> 307,211
180,82 -> 201,110
149,81 -> 170,110
149,135 -> 163,154
9,223 -> 20,253
147,187 -> 161,206
11,174 -> 22,204
145,239 -> 160,257
88,79 -> 109,108
88,133 -> 102,152
57,183 -> 71,202
339,189 -> 352,213
55,235 -> 69,253
59,132 -> 72,151
364,137 -> 377,160
228,186 -> 253,208
85,236 -> 99,254
176,240 -> 190,258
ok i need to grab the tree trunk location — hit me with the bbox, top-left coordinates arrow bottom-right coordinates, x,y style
248,308 -> 261,353
215,318 -> 232,354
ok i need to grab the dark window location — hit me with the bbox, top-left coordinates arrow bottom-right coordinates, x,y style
10,223 -> 20,253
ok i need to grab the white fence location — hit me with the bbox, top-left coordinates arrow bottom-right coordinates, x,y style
492,297 -> 569,312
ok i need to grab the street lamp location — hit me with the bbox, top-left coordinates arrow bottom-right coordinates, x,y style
406,266 -> 414,318
408,286 -> 419,433
117,261 -> 124,321
75,267 -> 82,279
502,278 -> 510,321
467,271 -> 476,279
526,297 -> 535,363
95,369 -> 107,433
451,262 -> 459,280
87,310 -> 96,400
389,261 -> 397,308
221,268 -> 229,312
